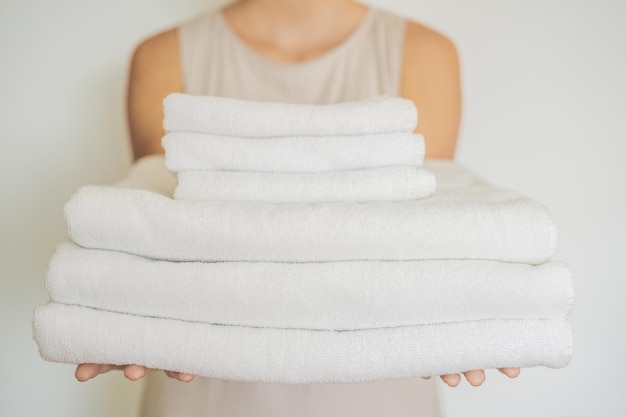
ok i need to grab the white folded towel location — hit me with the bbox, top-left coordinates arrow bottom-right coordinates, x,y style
116,156 -> 482,197
65,181 -> 556,265
47,243 -> 574,331
162,132 -> 425,173
173,167 -> 436,203
33,303 -> 572,383
162,94 -> 418,137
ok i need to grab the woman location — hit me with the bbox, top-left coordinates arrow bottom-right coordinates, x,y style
76,0 -> 520,415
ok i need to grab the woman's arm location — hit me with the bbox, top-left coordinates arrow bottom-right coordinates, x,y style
400,21 -> 461,160
127,28 -> 183,161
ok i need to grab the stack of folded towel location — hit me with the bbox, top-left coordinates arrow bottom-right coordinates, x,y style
33,95 -> 574,383
162,94 -> 436,203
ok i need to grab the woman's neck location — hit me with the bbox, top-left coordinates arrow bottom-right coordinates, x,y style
222,0 -> 367,59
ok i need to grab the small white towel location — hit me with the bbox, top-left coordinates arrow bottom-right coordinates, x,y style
33,303 -> 572,383
116,156 -> 482,197
173,167 -> 436,203
162,132 -> 425,173
162,94 -> 418,137
47,243 -> 575,331
65,182 -> 556,264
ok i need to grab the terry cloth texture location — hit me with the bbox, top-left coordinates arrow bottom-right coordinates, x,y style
163,94 -> 417,137
173,167 -> 436,203
64,180 -> 557,265
162,132 -> 425,173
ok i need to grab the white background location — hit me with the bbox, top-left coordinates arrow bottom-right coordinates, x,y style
1,0 -> 624,416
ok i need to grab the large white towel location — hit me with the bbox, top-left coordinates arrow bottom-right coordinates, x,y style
33,303 -> 572,383
162,94 -> 418,137
65,182 -> 556,265
162,132 -> 425,173
173,167 -> 436,203
47,243 -> 574,331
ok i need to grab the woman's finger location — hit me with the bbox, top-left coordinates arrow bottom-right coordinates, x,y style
123,365 -> 148,381
498,367 -> 521,378
165,370 -> 195,382
75,364 -> 121,381
75,364 -> 99,382
440,373 -> 461,387
177,373 -> 195,382
463,369 -> 486,386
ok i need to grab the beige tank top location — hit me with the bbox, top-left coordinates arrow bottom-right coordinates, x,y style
178,7 -> 405,103
141,7 -> 440,417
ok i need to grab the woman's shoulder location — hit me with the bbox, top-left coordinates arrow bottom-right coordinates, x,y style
403,19 -> 458,63
385,8 -> 459,92
131,27 -> 178,67
370,8 -> 458,84
129,8 -> 221,73
372,7 -> 457,52
128,26 -> 182,96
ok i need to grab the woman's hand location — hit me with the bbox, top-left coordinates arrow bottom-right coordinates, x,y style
75,364 -> 195,383
425,367 -> 520,387
76,364 -> 519,386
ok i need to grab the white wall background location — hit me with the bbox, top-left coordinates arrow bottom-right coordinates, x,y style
1,0 -> 624,416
